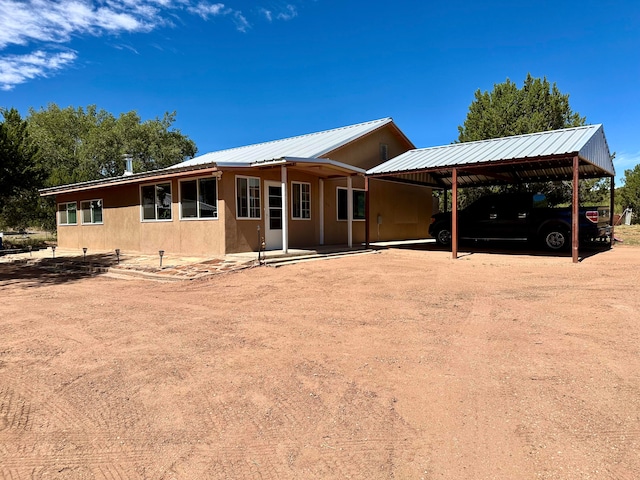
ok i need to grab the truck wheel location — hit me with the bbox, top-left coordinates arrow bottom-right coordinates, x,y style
435,227 -> 452,246
542,227 -> 568,251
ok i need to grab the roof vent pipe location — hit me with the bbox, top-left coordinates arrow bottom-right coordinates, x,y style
123,154 -> 133,176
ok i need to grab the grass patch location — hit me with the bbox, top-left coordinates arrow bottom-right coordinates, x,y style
1,231 -> 56,250
614,225 -> 640,246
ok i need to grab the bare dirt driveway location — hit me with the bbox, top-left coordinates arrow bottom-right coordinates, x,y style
1,246 -> 639,479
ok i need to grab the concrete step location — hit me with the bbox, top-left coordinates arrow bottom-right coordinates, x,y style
263,249 -> 378,267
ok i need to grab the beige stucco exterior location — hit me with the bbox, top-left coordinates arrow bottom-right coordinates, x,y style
49,122 -> 434,256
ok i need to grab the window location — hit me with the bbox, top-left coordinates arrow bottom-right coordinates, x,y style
58,202 -> 77,225
180,177 -> 218,219
337,187 -> 365,221
81,199 -> 103,224
236,176 -> 261,219
292,182 -> 311,219
141,183 -> 172,221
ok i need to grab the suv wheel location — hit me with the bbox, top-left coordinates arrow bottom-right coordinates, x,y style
542,227 -> 569,251
435,228 -> 452,246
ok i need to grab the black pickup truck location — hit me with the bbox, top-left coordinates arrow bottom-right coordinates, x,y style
428,193 -> 611,250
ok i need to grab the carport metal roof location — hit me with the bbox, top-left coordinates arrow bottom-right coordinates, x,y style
365,125 -> 615,264
366,124 -> 614,187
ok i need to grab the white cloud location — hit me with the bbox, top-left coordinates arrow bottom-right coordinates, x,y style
276,4 -> 297,21
187,2 -> 226,20
0,0 -> 305,89
0,50 -> 77,90
260,8 -> 273,22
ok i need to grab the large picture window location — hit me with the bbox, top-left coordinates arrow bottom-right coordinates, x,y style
81,199 -> 103,224
337,187 -> 365,221
236,176 -> 261,219
58,202 -> 77,225
180,177 -> 218,219
292,182 -> 311,219
141,183 -> 172,221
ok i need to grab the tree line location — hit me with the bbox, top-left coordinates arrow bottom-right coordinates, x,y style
452,74 -> 637,221
1,75 -> 638,233
0,104 -> 196,231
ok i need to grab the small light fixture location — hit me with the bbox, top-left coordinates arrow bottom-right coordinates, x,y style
82,247 -> 88,262
28,245 -> 32,257
159,250 -> 165,268
115,248 -> 120,264
51,245 -> 56,258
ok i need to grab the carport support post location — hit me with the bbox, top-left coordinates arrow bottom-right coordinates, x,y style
610,176 -> 615,248
451,168 -> 458,260
347,175 -> 353,248
572,155 -> 580,263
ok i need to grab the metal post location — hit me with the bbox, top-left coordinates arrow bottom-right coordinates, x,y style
281,165 -> 288,254
610,176 -> 615,248
572,155 -> 580,263
365,176 -> 370,248
257,225 -> 261,264
451,168 -> 458,260
347,175 -> 353,248
319,178 -> 325,246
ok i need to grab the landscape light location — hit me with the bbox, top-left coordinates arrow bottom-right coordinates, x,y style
115,248 -> 120,264
82,247 -> 88,262
159,250 -> 165,268
51,245 -> 56,258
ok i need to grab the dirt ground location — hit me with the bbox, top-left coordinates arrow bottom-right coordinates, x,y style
1,245 -> 639,479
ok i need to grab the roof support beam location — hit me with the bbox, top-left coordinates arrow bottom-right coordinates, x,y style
572,155 -> 580,263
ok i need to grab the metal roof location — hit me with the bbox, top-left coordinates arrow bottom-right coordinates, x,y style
174,117 -> 399,169
367,124 -> 614,188
40,118 -> 395,196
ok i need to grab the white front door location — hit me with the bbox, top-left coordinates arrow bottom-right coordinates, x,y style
264,180 -> 283,250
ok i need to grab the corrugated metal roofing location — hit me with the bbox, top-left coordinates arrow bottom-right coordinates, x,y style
367,125 -> 614,187
174,117 -> 395,169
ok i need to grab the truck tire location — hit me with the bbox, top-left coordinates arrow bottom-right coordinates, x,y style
542,226 -> 569,251
434,227 -> 452,246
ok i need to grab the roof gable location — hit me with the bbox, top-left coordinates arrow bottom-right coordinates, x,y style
367,125 -> 614,187
174,118 -> 397,169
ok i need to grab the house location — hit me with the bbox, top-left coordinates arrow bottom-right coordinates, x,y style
40,118 -> 434,256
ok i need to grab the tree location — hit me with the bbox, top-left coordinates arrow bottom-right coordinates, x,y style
0,108 -> 44,229
453,73 -> 590,208
5,104 -> 199,232
27,104 -> 197,187
618,165 -> 640,223
458,73 -> 585,142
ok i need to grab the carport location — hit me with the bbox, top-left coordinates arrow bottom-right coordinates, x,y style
366,124 -> 615,263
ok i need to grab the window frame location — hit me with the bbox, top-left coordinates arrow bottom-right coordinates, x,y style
57,201 -> 78,226
179,176 -> 219,220
291,181 -> 311,220
235,175 -> 262,220
80,199 -> 103,225
140,182 -> 173,222
336,187 -> 366,222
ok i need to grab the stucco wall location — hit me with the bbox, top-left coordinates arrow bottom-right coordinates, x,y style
55,174 -> 225,256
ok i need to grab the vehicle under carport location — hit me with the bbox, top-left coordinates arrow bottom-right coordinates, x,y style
365,124 -> 615,263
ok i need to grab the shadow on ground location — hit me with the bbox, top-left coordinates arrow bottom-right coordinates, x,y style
0,253 -> 119,288
385,240 -> 613,261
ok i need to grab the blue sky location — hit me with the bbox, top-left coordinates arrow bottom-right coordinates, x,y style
1,0 -> 638,184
